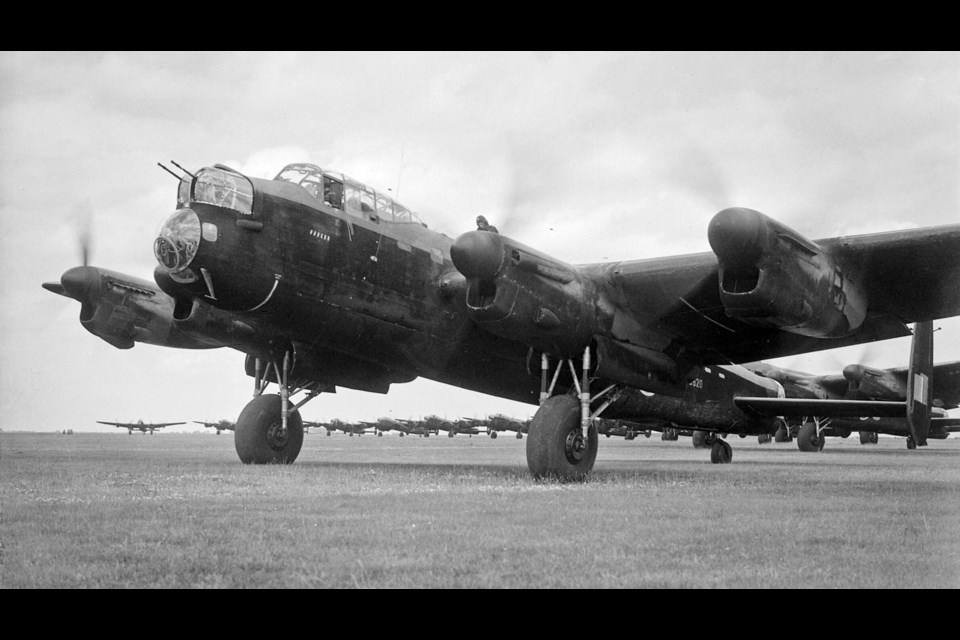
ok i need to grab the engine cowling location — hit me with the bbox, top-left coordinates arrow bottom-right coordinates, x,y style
708,207 -> 867,338
43,266 -> 222,350
450,231 -> 600,356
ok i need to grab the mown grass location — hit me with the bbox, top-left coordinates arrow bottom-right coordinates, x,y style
2,432 -> 958,588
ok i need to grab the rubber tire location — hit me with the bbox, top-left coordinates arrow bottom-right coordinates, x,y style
859,431 -> 873,445
526,395 -> 597,482
797,421 -> 825,452
692,430 -> 709,449
235,394 -> 304,464
774,424 -> 792,443
710,439 -> 732,464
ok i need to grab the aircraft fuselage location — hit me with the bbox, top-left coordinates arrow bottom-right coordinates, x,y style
155,167 -> 543,403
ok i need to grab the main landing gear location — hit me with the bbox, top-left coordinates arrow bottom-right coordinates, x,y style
797,419 -> 826,452
234,350 -> 323,464
526,349 -> 621,481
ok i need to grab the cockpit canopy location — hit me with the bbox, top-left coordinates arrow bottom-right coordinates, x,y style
274,163 -> 425,226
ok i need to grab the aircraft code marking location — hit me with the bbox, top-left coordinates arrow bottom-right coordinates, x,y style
913,373 -> 928,405
309,230 -> 331,242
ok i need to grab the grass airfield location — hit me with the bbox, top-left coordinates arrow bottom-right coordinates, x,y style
2,430 -> 959,588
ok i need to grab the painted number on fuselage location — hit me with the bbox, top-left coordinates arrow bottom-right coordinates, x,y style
309,229 -> 332,242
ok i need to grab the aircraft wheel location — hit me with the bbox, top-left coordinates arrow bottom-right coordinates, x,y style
526,394 -> 597,482
774,424 -> 792,443
692,430 -> 709,449
906,436 -> 916,450
234,394 -> 303,464
490,431 -> 498,439
797,421 -> 825,452
758,433 -> 772,444
710,439 -> 732,464
859,431 -> 873,445
516,432 -> 523,439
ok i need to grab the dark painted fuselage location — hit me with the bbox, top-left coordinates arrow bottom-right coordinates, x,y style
157,167 -> 542,403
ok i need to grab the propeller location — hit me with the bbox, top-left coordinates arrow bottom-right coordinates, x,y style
42,200 -> 97,300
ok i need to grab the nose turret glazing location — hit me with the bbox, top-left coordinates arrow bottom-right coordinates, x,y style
154,208 -> 201,273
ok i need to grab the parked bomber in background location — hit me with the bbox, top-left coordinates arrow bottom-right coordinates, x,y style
418,415 -> 483,437
484,414 -> 530,439
740,321 -> 960,451
45,161 -> 960,479
193,419 -> 236,434
97,419 -> 185,435
307,418 -> 371,436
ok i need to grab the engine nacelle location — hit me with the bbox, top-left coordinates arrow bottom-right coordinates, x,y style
44,266 -> 222,350
450,231 -> 599,356
708,208 -> 867,338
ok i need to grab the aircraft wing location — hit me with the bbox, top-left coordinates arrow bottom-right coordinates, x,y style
604,224 -> 960,364
97,421 -> 130,427
146,422 -> 186,428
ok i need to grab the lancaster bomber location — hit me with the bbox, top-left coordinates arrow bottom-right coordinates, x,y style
45,162 -> 960,479
97,419 -> 186,435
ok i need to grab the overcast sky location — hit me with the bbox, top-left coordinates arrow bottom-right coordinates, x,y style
2,51 -> 958,433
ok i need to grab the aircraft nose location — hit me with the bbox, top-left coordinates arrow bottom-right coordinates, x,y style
59,265 -> 100,301
450,230 -> 505,281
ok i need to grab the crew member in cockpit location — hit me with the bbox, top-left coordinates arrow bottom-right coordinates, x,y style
323,178 -> 342,209
476,215 -> 499,233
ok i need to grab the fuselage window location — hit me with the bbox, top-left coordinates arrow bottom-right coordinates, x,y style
193,168 -> 254,215
376,194 -> 395,222
345,181 -> 376,219
394,203 -> 412,223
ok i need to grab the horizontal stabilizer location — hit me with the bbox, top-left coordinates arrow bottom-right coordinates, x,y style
734,397 -> 911,419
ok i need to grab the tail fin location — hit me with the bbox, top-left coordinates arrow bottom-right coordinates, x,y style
906,320 -> 933,446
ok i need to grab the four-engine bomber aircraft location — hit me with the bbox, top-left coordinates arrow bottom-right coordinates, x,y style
97,419 -> 186,435
45,162 -> 960,479
740,321 -> 960,451
193,419 -> 236,435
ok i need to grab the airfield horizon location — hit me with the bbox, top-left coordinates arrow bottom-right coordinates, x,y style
3,432 -> 958,588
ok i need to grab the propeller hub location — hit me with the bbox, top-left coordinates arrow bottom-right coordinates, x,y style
843,364 -> 864,386
708,207 -> 766,263
60,266 -> 100,301
450,230 -> 505,281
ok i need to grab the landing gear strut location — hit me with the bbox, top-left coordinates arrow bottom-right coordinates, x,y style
526,349 -> 619,481
235,350 -> 322,464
